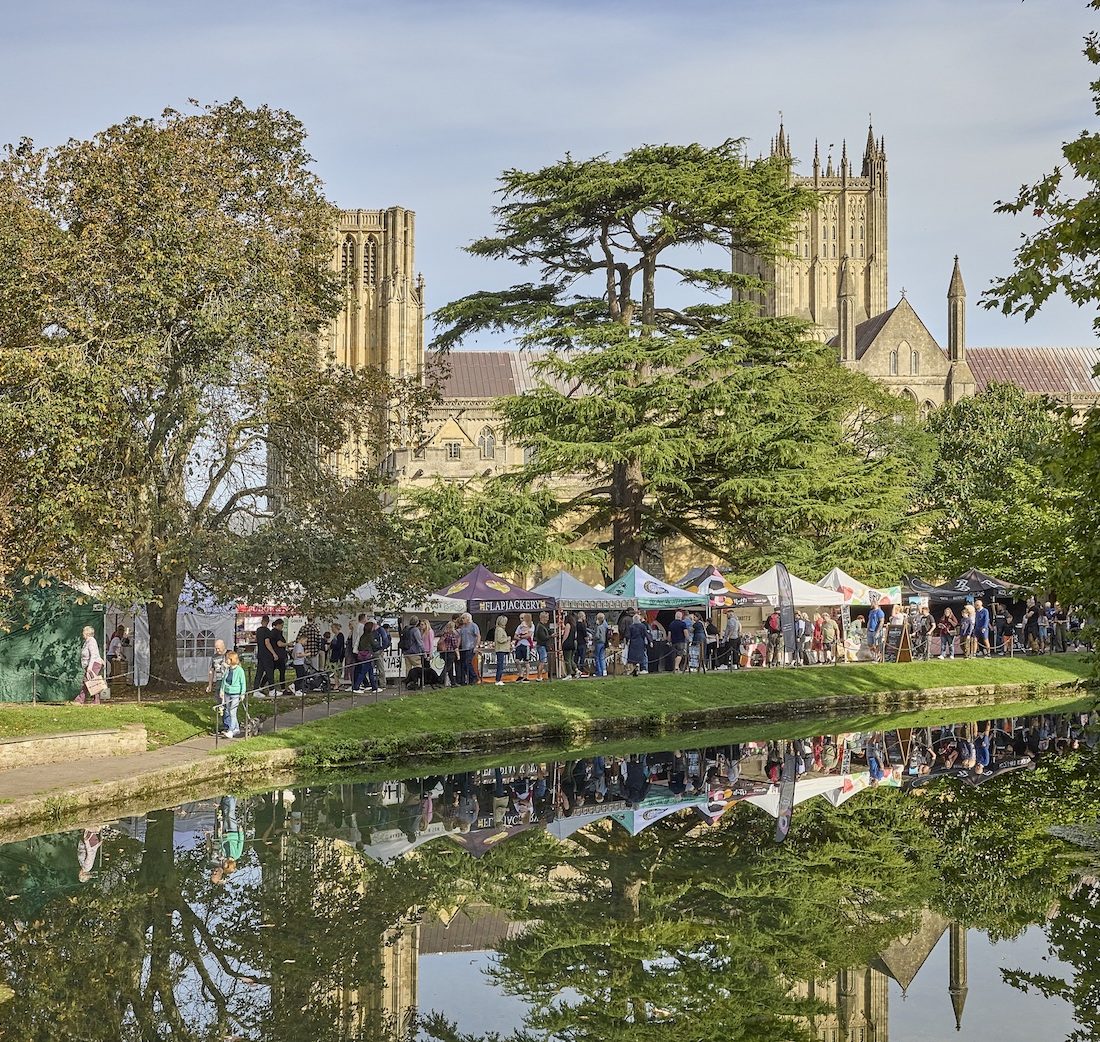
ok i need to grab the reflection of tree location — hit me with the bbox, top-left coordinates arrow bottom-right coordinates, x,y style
1001,879 -> 1100,1042
484,795 -> 937,1042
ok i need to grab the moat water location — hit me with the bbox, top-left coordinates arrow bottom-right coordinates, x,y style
0,708 -> 1097,1042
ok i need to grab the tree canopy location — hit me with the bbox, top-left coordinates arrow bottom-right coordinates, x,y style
0,100 -> 417,676
434,141 -> 928,579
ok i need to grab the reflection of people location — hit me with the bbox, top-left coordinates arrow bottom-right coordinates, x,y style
211,796 -> 245,884
77,828 -> 102,882
74,625 -> 106,705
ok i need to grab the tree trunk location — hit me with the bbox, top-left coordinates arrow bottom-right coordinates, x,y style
146,574 -> 186,686
612,459 -> 647,578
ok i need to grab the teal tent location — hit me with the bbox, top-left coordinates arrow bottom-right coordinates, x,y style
603,566 -> 708,611
0,581 -> 105,702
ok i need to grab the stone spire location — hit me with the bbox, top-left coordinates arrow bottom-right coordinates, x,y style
773,116 -> 791,159
948,922 -> 968,1032
826,147 -> 835,178
863,119 -> 877,171
813,138 -> 820,179
841,140 -> 849,181
838,255 -> 856,363
947,255 -> 966,362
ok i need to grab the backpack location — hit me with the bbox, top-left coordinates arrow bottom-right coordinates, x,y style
377,626 -> 393,651
399,626 -> 416,653
766,612 -> 781,634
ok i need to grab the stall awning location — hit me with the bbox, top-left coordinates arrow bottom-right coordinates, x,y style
818,567 -> 901,606
531,570 -> 637,611
435,565 -> 556,613
904,569 -> 1028,603
603,565 -> 708,610
740,564 -> 845,607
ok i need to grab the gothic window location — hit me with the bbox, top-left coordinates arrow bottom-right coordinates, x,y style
832,243 -> 836,258
363,237 -> 377,286
889,350 -> 899,375
850,224 -> 855,240
860,244 -> 865,257
832,225 -> 836,239
478,426 -> 496,460
445,441 -> 462,461
911,350 -> 920,375
341,236 -> 355,278
860,224 -> 865,239
920,399 -> 935,418
805,243 -> 810,257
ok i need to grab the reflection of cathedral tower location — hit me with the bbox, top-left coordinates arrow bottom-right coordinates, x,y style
797,966 -> 888,1041
330,208 -> 425,380
948,922 -> 968,1032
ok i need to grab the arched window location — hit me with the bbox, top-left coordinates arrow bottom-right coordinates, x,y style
478,426 -> 496,460
920,399 -> 936,418
889,350 -> 899,376
900,388 -> 917,404
860,224 -> 865,239
832,225 -> 837,240
910,350 -> 920,375
341,236 -> 355,278
850,224 -> 855,240
523,445 -> 538,465
363,237 -> 377,286
860,243 -> 865,257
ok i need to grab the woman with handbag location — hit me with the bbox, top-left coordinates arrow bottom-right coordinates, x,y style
73,626 -> 106,705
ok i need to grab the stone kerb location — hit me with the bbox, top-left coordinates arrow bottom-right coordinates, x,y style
0,724 -> 148,771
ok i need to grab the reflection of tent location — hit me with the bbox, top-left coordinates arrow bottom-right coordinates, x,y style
604,566 -> 707,610
740,565 -> 845,607
610,796 -> 708,835
904,569 -> 1029,603
358,822 -> 451,863
447,821 -> 539,856
436,565 -> 556,614
350,581 -> 465,617
744,771 -> 900,817
818,568 -> 901,606
531,570 -> 637,611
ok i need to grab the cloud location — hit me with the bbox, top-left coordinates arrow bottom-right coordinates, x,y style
1,0 -> 1096,345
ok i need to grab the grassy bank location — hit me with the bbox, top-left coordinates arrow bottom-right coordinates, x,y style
228,654 -> 1094,764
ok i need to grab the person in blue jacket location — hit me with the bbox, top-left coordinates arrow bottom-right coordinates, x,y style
974,599 -> 992,657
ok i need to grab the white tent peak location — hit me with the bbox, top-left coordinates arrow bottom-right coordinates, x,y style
740,564 -> 845,606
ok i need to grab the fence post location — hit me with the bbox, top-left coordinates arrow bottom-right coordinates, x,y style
31,669 -> 37,705
273,691 -> 278,732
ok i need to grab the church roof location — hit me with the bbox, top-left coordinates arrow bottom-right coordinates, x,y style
828,305 -> 896,359
967,346 -> 1100,396
869,909 -> 950,991
427,350 -> 540,398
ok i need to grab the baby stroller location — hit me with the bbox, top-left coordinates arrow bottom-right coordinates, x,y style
293,662 -> 333,694
404,663 -> 444,690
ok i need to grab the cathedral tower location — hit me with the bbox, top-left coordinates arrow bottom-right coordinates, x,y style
330,207 -> 425,381
732,119 -> 888,342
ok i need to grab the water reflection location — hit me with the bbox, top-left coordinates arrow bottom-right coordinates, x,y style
0,710 -> 1097,1042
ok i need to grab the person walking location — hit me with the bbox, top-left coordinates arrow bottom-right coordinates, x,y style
866,603 -> 885,663
937,607 -> 959,659
811,613 -> 824,664
959,604 -> 976,658
575,612 -> 590,677
493,615 -> 512,686
270,619 -> 290,693
419,618 -> 436,679
560,612 -> 576,680
691,613 -> 708,673
626,613 -> 649,677
297,616 -> 323,671
534,611 -> 551,682
438,621 -> 460,687
974,599 -> 992,657
328,624 -> 346,688
253,614 -> 274,695
668,610 -> 689,673
821,613 -> 839,664
764,609 -> 783,667
514,613 -> 534,682
107,625 -> 128,681
356,620 -> 382,693
592,612 -> 609,678
722,612 -> 741,669
400,617 -> 425,688
207,639 -> 229,700
219,651 -> 247,737
458,613 -> 481,686
73,625 -> 106,705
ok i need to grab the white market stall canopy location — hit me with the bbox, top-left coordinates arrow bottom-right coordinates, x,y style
349,581 -> 466,617
532,570 -> 638,611
818,567 -> 901,606
604,566 -> 708,610
740,564 -> 846,607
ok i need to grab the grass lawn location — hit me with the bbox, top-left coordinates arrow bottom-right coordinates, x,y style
0,692 -> 322,750
231,654 -> 1095,761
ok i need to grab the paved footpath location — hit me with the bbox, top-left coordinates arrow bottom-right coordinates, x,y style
0,688 -> 402,803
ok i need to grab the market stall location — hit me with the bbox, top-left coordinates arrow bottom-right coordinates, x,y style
435,565 -> 556,683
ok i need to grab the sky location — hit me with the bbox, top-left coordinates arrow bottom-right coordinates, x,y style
1,0 -> 1097,347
